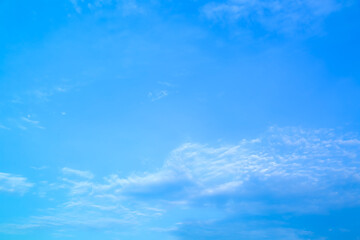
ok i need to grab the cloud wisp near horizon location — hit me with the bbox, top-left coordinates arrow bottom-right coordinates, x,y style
2,127 -> 360,239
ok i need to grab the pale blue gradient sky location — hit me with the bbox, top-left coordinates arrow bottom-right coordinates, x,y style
1,0 -> 360,239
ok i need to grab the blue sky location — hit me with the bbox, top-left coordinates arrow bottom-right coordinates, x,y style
1,0 -> 360,239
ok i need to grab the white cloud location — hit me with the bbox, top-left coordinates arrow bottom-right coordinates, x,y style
32,85 -> 69,101
0,173 -> 34,194
62,167 -> 94,179
70,0 -> 82,14
55,127 -> 360,207
3,127 -> 360,234
21,116 -> 40,125
148,90 -> 168,101
70,0 -> 144,15
20,115 -> 45,130
99,127 -> 360,211
202,0 -> 342,34
0,83 -> 73,132
41,127 -> 360,221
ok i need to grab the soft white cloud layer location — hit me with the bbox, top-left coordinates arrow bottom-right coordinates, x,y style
3,127 -> 360,235
100,127 -> 360,212
0,173 -> 34,194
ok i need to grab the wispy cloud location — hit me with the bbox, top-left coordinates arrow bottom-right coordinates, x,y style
61,167 -> 94,179
69,0 -> 144,15
0,173 -> 34,194
148,90 -> 168,101
21,116 -> 40,125
0,82 -> 74,132
202,0 -> 343,34
3,127 -> 360,237
47,128 -> 360,205
95,127 -> 360,214
20,115 -> 44,130
31,85 -> 69,102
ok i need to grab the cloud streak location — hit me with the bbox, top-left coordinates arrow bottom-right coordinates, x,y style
2,127 -> 360,238
62,167 -> 94,179
148,90 -> 169,101
0,172 -> 34,194
105,127 -> 360,213
69,0 -> 144,15
202,0 -> 342,34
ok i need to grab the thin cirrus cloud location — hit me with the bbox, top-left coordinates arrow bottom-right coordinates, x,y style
0,84 -> 70,131
61,167 -> 94,179
69,0 -> 144,15
148,90 -> 169,102
67,0 -> 346,36
3,127 -> 360,237
20,116 -> 44,130
108,126 -> 360,213
0,172 -> 34,194
65,0 -> 347,37
202,0 -> 342,33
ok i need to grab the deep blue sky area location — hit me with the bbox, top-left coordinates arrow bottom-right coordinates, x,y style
1,0 -> 360,239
